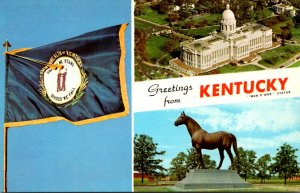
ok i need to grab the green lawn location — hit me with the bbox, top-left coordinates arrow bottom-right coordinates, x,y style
135,178 -> 300,192
135,18 -> 168,34
271,19 -> 293,34
138,6 -> 168,25
182,26 -> 218,37
177,13 -> 220,33
134,184 -> 300,192
135,62 -> 179,81
291,27 -> 300,42
190,13 -> 221,26
262,7 -> 273,18
288,60 -> 300,68
134,186 -> 174,192
248,179 -> 300,185
135,19 -> 154,31
258,45 -> 300,68
146,36 -> 169,62
218,64 -> 264,74
134,178 -> 158,186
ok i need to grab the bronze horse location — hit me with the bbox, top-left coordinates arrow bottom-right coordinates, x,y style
174,111 -> 239,170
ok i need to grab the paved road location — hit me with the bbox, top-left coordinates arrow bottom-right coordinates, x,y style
280,52 -> 300,68
155,54 -> 169,65
135,17 -> 170,29
237,55 -> 269,70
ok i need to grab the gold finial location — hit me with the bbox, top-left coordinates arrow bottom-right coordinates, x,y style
3,41 -> 11,52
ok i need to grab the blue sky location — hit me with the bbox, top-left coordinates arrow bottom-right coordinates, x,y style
0,0 -> 131,192
135,97 -> 300,170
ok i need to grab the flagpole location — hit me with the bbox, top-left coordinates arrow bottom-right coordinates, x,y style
3,127 -> 7,193
3,41 -> 11,193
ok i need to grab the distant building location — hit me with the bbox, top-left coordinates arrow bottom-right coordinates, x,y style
172,5 -> 180,12
134,171 -> 154,182
170,4 -> 272,73
289,174 -> 300,181
273,3 -> 296,16
182,3 -> 195,10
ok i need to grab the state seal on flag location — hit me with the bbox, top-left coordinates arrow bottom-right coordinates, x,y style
39,51 -> 88,107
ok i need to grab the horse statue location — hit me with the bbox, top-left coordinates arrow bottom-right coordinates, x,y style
174,111 -> 239,170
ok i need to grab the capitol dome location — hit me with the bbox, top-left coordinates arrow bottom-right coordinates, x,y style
222,4 -> 235,20
220,4 -> 236,35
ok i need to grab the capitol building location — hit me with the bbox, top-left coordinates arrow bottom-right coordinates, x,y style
170,4 -> 273,75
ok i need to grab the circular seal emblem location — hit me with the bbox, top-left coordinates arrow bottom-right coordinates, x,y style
40,51 -> 88,107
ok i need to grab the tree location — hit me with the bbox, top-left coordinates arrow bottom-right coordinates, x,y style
134,29 -> 149,62
179,10 -> 191,20
256,154 -> 271,183
230,147 -> 256,181
152,170 -> 167,184
169,152 -> 189,180
293,13 -> 300,27
134,134 -> 166,183
156,0 -> 173,14
270,143 -> 299,185
134,3 -> 145,16
168,13 -> 180,23
281,25 -> 292,46
186,148 -> 216,169
183,20 -> 195,29
198,19 -> 208,28
163,39 -> 178,53
256,10 -> 266,21
170,148 -> 216,180
175,0 -> 186,6
257,0 -> 267,10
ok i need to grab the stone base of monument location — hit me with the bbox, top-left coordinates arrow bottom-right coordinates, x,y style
176,169 -> 252,190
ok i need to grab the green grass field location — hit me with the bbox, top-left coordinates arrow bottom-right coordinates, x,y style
134,184 -> 300,192
261,7 -> 273,18
135,19 -> 154,31
182,26 -> 219,37
269,18 -> 293,34
146,36 -> 169,62
288,60 -> 300,68
138,6 -> 168,25
249,179 -> 300,185
258,45 -> 300,68
135,62 -> 179,81
135,178 -> 300,192
189,13 -> 221,26
135,18 -> 168,34
134,178 -> 158,186
218,64 -> 264,74
291,27 -> 300,42
134,186 -> 174,192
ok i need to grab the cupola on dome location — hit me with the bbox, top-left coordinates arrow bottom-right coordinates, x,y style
222,4 -> 235,20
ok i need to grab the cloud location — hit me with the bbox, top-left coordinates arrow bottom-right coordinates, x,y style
239,131 -> 300,149
275,130 -> 300,144
158,143 -> 191,150
185,99 -> 300,133
162,158 -> 173,168
238,138 -> 279,149
158,145 -> 178,149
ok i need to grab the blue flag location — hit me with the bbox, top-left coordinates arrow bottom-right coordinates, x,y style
4,24 -> 129,127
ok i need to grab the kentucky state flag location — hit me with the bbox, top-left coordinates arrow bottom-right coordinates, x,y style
4,24 -> 129,127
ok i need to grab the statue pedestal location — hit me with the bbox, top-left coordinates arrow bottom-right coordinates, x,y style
176,169 -> 252,190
